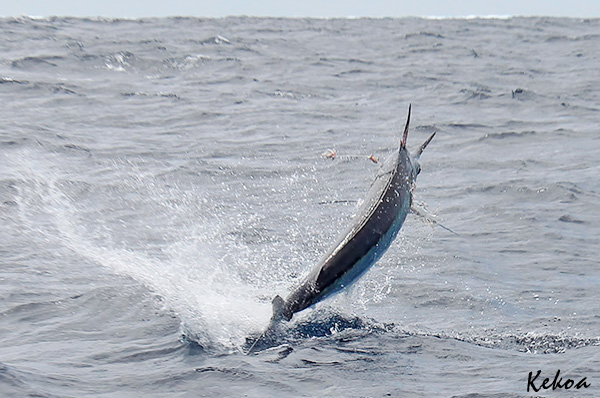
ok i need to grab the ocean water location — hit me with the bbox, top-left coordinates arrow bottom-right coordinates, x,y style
1,16 -> 599,397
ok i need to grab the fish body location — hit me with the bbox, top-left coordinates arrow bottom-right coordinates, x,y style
273,105 -> 435,322
247,105 -> 434,354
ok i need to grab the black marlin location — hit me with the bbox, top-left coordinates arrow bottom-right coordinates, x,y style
247,105 -> 435,353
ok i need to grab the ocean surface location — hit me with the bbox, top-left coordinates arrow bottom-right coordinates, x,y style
1,16 -> 599,397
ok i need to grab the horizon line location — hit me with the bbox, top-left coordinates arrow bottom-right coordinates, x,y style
1,14 -> 597,20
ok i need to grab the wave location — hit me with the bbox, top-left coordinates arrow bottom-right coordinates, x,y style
0,362 -> 67,398
11,55 -> 64,69
235,310 -> 600,357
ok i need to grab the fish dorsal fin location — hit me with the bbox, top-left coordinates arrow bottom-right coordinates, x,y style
401,104 -> 411,148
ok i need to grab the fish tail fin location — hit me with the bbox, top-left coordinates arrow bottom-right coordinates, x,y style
413,132 -> 436,160
401,104 -> 411,148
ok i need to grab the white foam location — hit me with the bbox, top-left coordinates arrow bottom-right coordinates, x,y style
7,149 -> 273,351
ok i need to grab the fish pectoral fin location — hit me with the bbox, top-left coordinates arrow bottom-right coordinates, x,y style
410,204 -> 459,236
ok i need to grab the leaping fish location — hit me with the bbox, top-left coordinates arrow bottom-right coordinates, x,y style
247,105 -> 435,353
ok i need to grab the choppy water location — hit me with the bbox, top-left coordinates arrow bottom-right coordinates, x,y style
1,16 -> 599,397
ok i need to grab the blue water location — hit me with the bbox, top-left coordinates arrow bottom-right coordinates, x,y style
1,16 -> 599,397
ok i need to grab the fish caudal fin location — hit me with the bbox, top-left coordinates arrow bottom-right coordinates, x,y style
401,104 -> 411,148
413,132 -> 436,160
